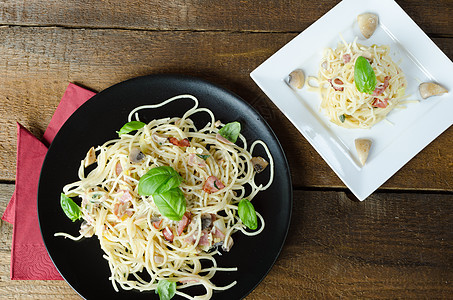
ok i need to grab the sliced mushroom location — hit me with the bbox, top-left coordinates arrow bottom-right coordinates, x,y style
251,156 -> 269,173
129,147 -> 145,163
357,13 -> 378,39
222,237 -> 234,252
419,82 -> 448,99
288,69 -> 305,89
84,147 -> 96,167
201,214 -> 215,230
355,138 -> 372,166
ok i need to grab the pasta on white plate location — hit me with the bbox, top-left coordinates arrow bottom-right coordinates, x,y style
55,94 -> 274,299
307,37 -> 409,129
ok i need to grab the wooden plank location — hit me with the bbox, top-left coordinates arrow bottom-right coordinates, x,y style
1,185 -> 452,298
0,0 -> 451,37
0,27 -> 452,191
250,190 -> 453,299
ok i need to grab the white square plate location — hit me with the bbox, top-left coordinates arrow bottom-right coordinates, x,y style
251,0 -> 453,200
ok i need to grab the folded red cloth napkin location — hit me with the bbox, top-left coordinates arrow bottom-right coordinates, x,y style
1,83 -> 96,280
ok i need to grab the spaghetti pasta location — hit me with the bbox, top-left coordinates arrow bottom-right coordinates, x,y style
55,95 -> 274,299
307,37 -> 407,129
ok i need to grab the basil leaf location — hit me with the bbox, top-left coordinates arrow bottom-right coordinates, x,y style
218,122 -> 241,143
354,56 -> 377,94
238,199 -> 258,230
117,121 -> 146,136
153,188 -> 186,221
155,279 -> 176,300
196,154 -> 210,160
138,166 -> 184,196
60,193 -> 82,222
339,114 -> 346,123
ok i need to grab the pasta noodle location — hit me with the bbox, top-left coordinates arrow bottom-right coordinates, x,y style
307,37 -> 407,129
55,94 -> 274,299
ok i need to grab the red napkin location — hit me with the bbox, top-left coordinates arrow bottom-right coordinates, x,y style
1,83 -> 96,280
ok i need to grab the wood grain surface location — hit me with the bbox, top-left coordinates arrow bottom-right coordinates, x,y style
0,0 -> 452,299
0,26 -> 451,189
1,184 -> 452,299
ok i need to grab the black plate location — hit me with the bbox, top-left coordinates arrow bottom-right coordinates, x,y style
38,74 -> 292,299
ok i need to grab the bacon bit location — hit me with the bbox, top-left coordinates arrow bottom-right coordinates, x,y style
203,176 -> 225,194
372,76 -> 390,96
177,212 -> 192,235
152,219 -> 163,229
188,153 -> 206,168
119,191 -> 133,203
216,133 -> 234,145
169,137 -> 190,147
343,54 -> 351,63
113,201 -> 129,219
115,161 -> 123,176
162,226 -> 174,242
372,97 -> 389,108
328,78 -> 344,91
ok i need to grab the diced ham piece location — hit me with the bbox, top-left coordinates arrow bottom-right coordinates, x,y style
169,137 -> 190,147
343,54 -> 351,63
372,76 -> 390,96
115,161 -> 123,176
188,153 -> 206,168
119,191 -> 133,203
198,230 -> 210,246
372,97 -> 389,108
177,212 -> 192,235
152,219 -> 163,229
215,133 -> 234,145
212,226 -> 225,240
162,226 -> 174,242
113,191 -> 132,219
328,78 -> 344,91
202,176 -> 225,194
113,201 -> 129,219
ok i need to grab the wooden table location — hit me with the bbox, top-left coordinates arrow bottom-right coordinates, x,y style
1,0 -> 452,299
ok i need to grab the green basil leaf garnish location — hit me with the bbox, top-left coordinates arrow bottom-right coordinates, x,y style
155,279 -> 176,300
152,188 -> 186,221
218,122 -> 241,143
354,56 -> 377,94
60,193 -> 82,222
238,199 -> 258,230
117,121 -> 146,136
339,114 -> 346,123
138,166 -> 184,196
196,154 -> 210,160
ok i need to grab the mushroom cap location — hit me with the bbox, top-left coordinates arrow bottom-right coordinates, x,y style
357,13 -> 378,39
288,69 -> 305,89
419,82 -> 448,99
355,138 -> 372,166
